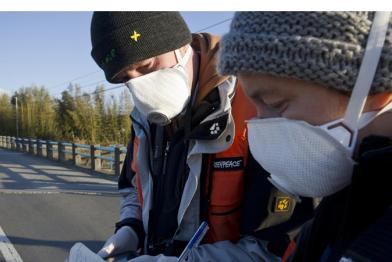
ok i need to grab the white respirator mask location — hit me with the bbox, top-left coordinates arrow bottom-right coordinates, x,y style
247,12 -> 392,199
126,47 -> 192,126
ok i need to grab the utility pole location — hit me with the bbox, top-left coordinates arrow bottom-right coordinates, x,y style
15,96 -> 19,137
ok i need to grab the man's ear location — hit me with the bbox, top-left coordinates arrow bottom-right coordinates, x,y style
366,92 -> 392,111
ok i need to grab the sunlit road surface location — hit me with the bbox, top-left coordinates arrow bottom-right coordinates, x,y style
0,148 -> 120,262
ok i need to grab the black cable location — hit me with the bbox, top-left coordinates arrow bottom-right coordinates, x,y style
52,16 -> 233,96
46,70 -> 101,90
195,17 -> 232,33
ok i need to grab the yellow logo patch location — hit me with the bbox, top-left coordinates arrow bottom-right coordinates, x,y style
275,197 -> 291,212
130,31 -> 141,42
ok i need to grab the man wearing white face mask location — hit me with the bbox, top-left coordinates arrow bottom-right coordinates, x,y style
219,11 -> 392,261
88,11 -> 317,262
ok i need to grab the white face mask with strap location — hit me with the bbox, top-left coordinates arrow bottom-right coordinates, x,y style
247,12 -> 391,199
126,47 -> 192,126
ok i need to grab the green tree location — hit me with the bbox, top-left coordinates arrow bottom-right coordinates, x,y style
55,88 -> 77,140
118,89 -> 133,145
93,85 -> 106,143
0,94 -> 14,135
12,86 -> 56,139
2,84 -> 133,146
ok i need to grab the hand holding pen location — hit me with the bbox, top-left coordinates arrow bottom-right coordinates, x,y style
177,221 -> 209,262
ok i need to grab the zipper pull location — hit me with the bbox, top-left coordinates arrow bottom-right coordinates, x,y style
164,141 -> 170,156
162,141 -> 170,175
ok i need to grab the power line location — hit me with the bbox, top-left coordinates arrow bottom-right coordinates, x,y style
51,79 -> 107,97
47,70 -> 101,91
55,84 -> 126,100
91,84 -> 126,96
195,17 -> 233,33
53,16 -> 233,97
77,79 -> 107,87
71,76 -> 106,86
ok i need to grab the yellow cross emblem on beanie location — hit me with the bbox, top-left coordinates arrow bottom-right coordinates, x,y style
130,31 -> 141,42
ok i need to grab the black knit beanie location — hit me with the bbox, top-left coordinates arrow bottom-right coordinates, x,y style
91,12 -> 192,83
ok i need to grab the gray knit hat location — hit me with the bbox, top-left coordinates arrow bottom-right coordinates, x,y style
218,12 -> 392,94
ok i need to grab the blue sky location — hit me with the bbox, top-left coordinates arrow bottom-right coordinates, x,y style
0,12 -> 234,98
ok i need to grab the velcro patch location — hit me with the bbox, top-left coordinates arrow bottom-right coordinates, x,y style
274,197 -> 292,212
213,157 -> 244,171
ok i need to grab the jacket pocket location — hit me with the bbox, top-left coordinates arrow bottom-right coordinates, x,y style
206,169 -> 244,243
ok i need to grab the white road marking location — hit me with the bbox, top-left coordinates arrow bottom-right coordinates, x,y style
0,189 -> 119,196
0,225 -> 23,262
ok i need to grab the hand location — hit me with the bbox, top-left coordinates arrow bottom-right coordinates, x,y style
97,226 -> 139,259
129,254 -> 177,262
67,242 -> 105,262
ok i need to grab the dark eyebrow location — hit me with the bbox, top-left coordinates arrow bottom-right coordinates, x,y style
128,59 -> 153,70
115,58 -> 155,81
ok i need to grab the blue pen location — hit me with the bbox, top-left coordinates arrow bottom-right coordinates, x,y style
177,221 -> 209,262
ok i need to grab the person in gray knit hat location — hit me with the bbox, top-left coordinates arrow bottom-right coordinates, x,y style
219,11 -> 392,261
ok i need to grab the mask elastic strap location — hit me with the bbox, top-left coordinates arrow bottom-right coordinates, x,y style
357,101 -> 392,129
341,12 -> 390,150
174,46 -> 192,67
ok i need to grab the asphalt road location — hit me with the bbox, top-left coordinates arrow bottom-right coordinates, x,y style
0,148 -> 121,262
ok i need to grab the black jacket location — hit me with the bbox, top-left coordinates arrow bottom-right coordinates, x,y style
290,135 -> 392,262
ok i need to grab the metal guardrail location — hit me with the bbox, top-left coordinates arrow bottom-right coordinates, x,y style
95,146 -> 115,152
0,136 -> 126,176
74,143 -> 90,149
